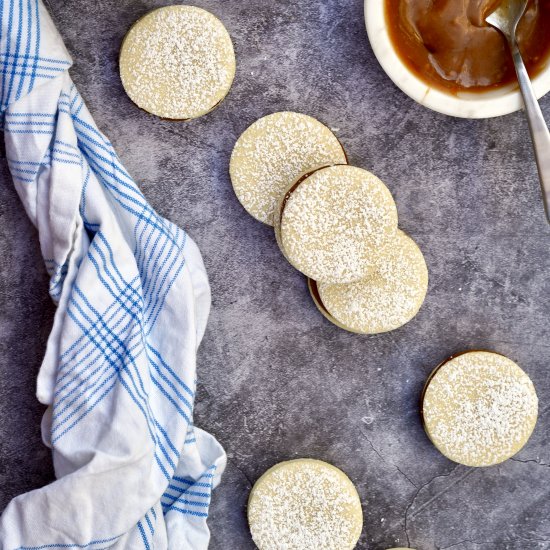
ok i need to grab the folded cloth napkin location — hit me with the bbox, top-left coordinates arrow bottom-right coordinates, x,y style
0,1 -> 226,548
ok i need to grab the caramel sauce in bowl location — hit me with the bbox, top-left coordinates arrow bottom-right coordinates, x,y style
365,0 -> 550,118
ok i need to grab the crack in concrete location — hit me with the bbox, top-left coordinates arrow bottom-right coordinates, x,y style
440,539 -> 490,549
409,468 -> 475,522
400,465 -> 474,548
440,539 -> 497,549
440,535 -> 550,549
379,464 -> 470,547
360,428 -> 418,489
516,532 -> 550,544
510,457 -> 550,468
404,507 -> 412,549
230,459 -> 253,489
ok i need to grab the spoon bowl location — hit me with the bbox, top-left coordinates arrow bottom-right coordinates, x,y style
485,0 -> 528,39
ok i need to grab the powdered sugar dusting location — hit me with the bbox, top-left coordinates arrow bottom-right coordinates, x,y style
119,6 -> 235,119
280,165 -> 398,283
423,351 -> 538,467
248,459 -> 363,550
317,230 -> 428,333
230,112 -> 347,225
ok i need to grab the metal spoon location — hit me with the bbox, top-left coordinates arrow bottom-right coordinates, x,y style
486,0 -> 550,224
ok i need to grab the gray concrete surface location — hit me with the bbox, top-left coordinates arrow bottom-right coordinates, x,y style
1,1 -> 550,548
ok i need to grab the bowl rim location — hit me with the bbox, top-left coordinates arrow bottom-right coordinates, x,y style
364,0 -> 550,119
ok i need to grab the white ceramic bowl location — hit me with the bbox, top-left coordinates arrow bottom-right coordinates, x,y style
365,0 -> 550,118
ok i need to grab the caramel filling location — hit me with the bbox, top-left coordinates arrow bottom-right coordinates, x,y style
386,0 -> 550,92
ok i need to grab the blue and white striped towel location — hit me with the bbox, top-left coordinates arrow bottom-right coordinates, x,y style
0,1 -> 226,548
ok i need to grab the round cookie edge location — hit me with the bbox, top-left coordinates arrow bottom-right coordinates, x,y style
119,5 -> 236,120
313,230 -> 428,334
229,112 -> 348,225
278,164 -> 398,283
247,458 -> 363,549
421,350 -> 539,467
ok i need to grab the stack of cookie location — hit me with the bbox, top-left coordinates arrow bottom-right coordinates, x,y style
230,112 -> 428,334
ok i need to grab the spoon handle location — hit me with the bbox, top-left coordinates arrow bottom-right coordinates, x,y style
509,38 -> 550,223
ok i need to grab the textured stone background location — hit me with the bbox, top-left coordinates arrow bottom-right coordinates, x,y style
1,1 -> 550,549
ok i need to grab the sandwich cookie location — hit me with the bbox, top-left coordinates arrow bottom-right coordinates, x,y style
119,5 -> 235,119
248,458 -> 363,550
309,230 -> 427,334
422,350 -> 538,467
275,165 -> 398,283
230,112 -> 347,225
